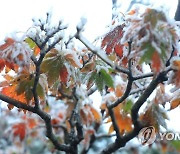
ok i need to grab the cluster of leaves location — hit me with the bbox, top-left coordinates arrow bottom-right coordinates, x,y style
0,7 -> 180,154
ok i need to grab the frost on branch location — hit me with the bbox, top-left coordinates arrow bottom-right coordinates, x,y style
0,6 -> 180,154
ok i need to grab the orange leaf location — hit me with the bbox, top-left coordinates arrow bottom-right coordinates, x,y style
170,98 -> 180,110
115,85 -> 123,97
34,46 -> 40,56
108,104 -> 132,134
172,59 -> 180,69
89,106 -> 101,123
65,53 -> 82,68
27,118 -> 37,129
128,9 -> 136,15
59,66 -> 69,83
13,122 -> 26,141
1,85 -> 27,104
151,52 -> 161,73
0,38 -> 14,50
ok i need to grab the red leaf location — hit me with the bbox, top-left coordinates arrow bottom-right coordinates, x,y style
101,25 -> 124,55
0,59 -> 5,72
13,122 -> 26,141
114,43 -> 123,58
59,66 -> 69,83
0,59 -> 18,72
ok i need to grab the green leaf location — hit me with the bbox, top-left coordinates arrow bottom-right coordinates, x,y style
123,99 -> 133,113
95,72 -> 104,92
100,69 -> 114,88
144,9 -> 166,28
15,74 -> 46,102
160,43 -> 167,63
41,49 -> 64,86
25,38 -> 37,49
140,42 -> 155,64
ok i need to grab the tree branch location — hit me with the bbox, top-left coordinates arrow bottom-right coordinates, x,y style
0,93 -> 34,112
107,103 -> 121,140
0,93 -> 71,152
75,32 -> 130,75
101,68 -> 172,153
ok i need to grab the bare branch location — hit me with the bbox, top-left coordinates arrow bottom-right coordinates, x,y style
133,72 -> 153,80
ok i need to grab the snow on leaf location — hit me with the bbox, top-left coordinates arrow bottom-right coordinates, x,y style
101,25 -> 124,56
80,104 -> 101,126
12,122 -> 26,141
89,69 -> 114,92
0,38 -> 14,50
0,36 -> 32,69
122,8 -> 179,73
81,61 -> 95,73
65,53 -> 82,68
41,49 -> 64,86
